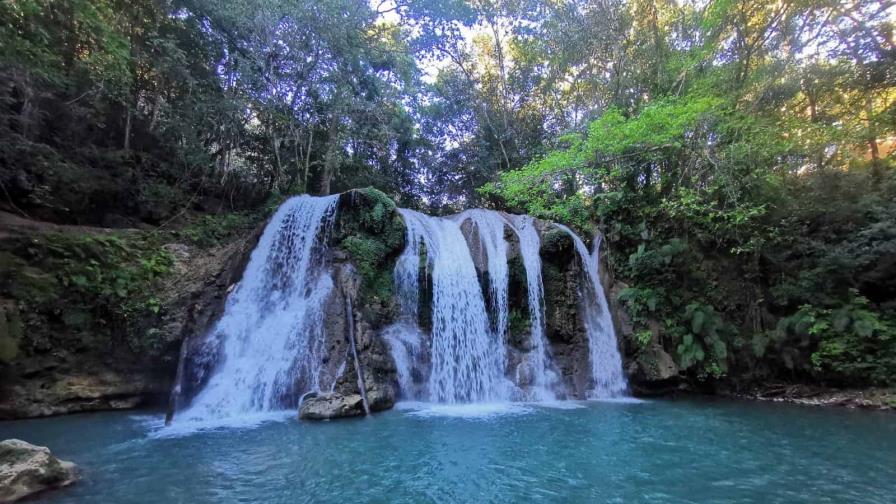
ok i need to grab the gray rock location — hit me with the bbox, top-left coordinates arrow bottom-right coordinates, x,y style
365,382 -> 395,412
0,439 -> 77,503
299,393 -> 364,420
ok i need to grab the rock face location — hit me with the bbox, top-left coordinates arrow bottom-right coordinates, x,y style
540,227 -> 593,397
607,282 -> 681,395
298,393 -> 364,420
0,210 -> 263,420
0,439 -> 77,503
4,187 -> 660,420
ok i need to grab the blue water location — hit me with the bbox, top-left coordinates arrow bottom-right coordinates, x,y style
1,398 -> 894,503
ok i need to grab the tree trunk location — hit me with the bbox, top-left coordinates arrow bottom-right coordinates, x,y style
318,118 -> 339,196
124,107 -> 132,152
865,94 -> 882,179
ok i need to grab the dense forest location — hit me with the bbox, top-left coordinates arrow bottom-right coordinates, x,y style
1,0 -> 894,391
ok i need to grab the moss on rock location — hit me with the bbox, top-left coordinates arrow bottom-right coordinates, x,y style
333,188 -> 406,311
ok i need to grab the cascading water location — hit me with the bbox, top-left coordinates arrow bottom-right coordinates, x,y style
456,209 -> 510,342
177,195 -> 340,421
396,209 -> 510,403
510,215 -> 559,400
554,224 -> 628,398
381,323 -> 423,399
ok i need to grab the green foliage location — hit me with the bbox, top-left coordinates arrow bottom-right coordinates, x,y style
0,232 -> 175,358
617,287 -> 659,323
674,303 -> 734,378
634,329 -> 653,351
342,236 -> 390,290
336,189 -> 406,306
807,297 -> 896,385
181,212 -> 259,248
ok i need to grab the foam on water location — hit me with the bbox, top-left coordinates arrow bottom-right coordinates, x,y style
397,401 -> 533,419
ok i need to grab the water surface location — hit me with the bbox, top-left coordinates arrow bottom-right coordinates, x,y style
1,398 -> 894,503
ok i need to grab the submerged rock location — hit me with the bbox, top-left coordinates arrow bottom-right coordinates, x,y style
299,393 -> 365,420
0,439 -> 77,503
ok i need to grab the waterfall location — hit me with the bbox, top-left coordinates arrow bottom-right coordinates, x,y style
554,224 -> 628,398
178,195 -> 340,421
396,209 -> 510,403
456,209 -> 510,342
382,323 -> 423,399
510,215 -> 559,400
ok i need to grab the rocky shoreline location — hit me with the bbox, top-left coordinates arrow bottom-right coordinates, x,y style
725,385 -> 896,411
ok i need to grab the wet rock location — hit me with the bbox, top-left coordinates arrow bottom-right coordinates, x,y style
636,342 -> 679,382
0,373 -> 156,419
299,392 -> 364,420
365,380 -> 395,412
0,439 -> 78,503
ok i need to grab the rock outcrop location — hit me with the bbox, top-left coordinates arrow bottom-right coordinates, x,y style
0,439 -> 77,503
299,392 -> 365,420
540,226 -> 593,397
0,210 -> 262,419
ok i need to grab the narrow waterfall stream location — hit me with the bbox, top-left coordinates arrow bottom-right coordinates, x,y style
457,209 -> 510,342
176,195 -> 340,421
510,215 -> 559,400
554,224 -> 628,398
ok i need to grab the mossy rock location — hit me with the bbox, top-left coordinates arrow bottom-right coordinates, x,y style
541,228 -> 574,256
333,188 -> 407,310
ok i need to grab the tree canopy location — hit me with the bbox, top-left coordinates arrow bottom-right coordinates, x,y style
1,0 -> 894,387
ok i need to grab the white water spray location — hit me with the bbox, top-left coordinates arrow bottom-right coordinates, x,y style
178,195 -> 340,421
554,225 -> 628,398
511,215 -> 559,400
382,323 -> 424,399
396,209 -> 510,403
456,209 -> 510,342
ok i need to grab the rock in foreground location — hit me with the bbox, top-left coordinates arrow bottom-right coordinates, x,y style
299,393 -> 365,420
0,439 -> 78,503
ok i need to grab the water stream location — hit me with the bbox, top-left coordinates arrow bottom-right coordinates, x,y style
176,195 -> 339,421
396,209 -> 510,403
510,214 -> 559,400
554,225 -> 628,397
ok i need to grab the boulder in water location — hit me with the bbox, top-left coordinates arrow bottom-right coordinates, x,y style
0,439 -> 78,503
299,393 -> 364,420
365,382 -> 395,412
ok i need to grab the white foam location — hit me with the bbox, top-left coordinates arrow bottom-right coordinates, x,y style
147,411 -> 294,438
586,397 -> 647,404
530,400 -> 587,410
397,401 -> 533,419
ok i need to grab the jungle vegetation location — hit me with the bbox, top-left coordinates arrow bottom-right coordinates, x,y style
1,0 -> 894,388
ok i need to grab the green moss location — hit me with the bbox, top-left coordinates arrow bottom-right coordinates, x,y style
0,306 -> 22,363
541,228 -> 572,253
342,236 -> 388,281
180,211 -> 260,248
508,307 -> 531,336
335,188 -> 407,308
0,232 -> 177,359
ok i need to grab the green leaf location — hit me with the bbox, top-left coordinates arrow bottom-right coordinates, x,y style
691,310 -> 705,334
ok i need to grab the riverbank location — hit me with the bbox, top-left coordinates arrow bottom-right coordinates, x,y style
721,385 -> 896,411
